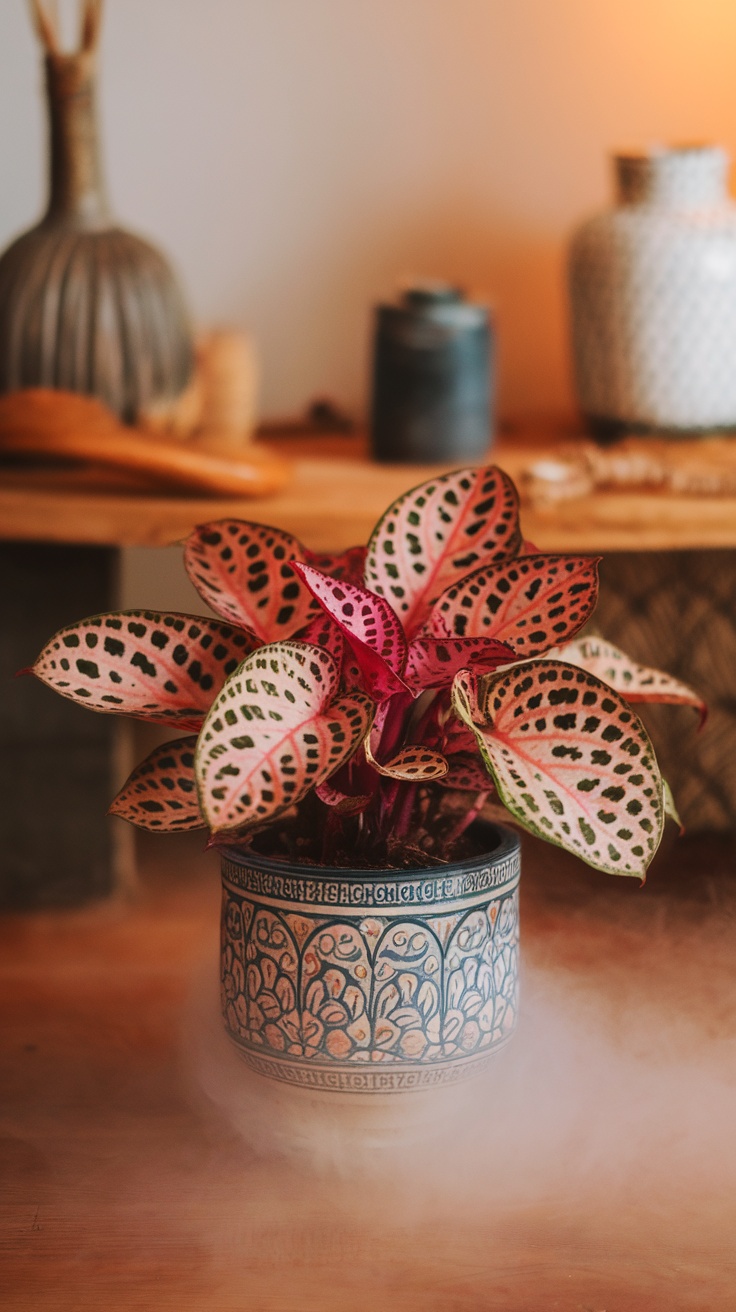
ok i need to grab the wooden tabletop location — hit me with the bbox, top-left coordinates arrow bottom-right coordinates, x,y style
3,429 -> 736,553
2,827 -> 735,1309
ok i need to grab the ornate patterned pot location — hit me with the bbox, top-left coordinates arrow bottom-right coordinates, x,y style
219,823 -> 520,1094
569,144 -> 736,439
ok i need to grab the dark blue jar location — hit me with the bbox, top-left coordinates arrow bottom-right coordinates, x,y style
369,283 -> 494,464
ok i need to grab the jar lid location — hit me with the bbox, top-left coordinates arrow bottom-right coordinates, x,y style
401,281 -> 464,308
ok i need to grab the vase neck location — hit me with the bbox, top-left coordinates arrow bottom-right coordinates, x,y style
614,146 -> 729,211
43,51 -> 110,227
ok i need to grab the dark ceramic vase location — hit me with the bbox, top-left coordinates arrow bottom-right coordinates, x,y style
369,284 -> 494,463
219,822 -> 520,1094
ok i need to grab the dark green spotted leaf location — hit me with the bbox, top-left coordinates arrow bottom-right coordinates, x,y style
32,611 -> 256,730
364,691 -> 448,780
365,736 -> 449,781
431,554 -> 599,656
184,520 -> 318,640
304,545 -> 367,585
404,635 -> 515,691
109,737 -> 204,832
452,660 -> 665,877
552,636 -> 706,724
437,751 -> 492,792
195,642 -> 374,832
364,465 -> 522,638
315,778 -> 372,815
294,563 -> 409,699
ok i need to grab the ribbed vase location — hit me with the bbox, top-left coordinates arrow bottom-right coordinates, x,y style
0,6 -> 193,422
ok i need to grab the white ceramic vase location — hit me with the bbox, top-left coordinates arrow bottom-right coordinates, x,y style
568,145 -> 736,438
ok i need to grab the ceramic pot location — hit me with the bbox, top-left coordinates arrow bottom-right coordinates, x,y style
369,284 -> 494,463
569,145 -> 736,439
219,822 -> 520,1094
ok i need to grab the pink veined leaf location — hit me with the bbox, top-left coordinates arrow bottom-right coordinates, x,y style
364,465 -> 522,638
315,779 -> 372,815
404,636 -> 516,691
430,554 -> 600,656
109,736 -> 205,832
303,545 -> 367,585
551,636 -> 707,725
364,737 -> 449,781
295,611 -> 370,693
437,751 -> 494,792
32,610 -> 256,729
195,641 -> 374,833
367,689 -> 414,760
296,612 -> 345,665
452,660 -> 665,878
184,520 -> 319,641
364,690 -> 448,781
293,563 -> 410,700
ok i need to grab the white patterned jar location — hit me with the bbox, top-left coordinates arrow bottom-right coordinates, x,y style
219,822 -> 520,1094
568,145 -> 736,439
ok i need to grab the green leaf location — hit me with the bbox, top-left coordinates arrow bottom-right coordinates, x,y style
663,778 -> 684,833
33,611 -> 256,729
195,642 -> 374,832
109,737 -> 204,832
431,554 -> 600,656
452,660 -> 665,877
364,465 -> 522,638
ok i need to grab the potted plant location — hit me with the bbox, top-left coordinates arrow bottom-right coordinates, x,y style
31,465 -> 702,1093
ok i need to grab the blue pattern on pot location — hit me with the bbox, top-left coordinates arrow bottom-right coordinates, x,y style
569,145 -> 736,436
220,824 -> 520,1093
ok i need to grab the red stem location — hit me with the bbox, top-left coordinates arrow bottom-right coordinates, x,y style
444,792 -> 488,847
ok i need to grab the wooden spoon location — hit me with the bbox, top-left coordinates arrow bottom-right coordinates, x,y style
0,389 -> 290,497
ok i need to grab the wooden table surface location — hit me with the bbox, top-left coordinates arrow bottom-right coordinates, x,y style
3,430 -> 736,553
2,827 -> 735,1310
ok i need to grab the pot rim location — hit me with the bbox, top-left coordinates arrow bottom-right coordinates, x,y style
219,818 -> 520,884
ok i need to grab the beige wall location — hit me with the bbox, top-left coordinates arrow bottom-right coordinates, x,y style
2,0 -> 736,423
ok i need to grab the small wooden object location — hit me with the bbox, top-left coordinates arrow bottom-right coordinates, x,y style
0,389 -> 289,498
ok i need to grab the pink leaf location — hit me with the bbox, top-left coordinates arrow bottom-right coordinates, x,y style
365,737 -> 449,781
364,465 -> 522,638
294,563 -> 409,700
364,691 -> 448,780
431,554 -> 600,656
437,752 -> 493,792
32,611 -> 256,729
184,520 -> 318,641
404,636 -> 516,691
315,779 -> 372,815
195,641 -> 374,832
552,636 -> 706,725
303,545 -> 367,585
109,736 -> 204,832
296,612 -> 345,666
367,690 -> 414,760
453,661 -> 665,878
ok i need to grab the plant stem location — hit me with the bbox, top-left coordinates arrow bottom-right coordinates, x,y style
393,783 -> 417,841
444,792 -> 488,847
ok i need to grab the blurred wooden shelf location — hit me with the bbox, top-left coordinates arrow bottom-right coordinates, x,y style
2,429 -> 736,552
